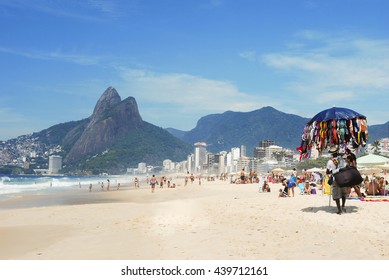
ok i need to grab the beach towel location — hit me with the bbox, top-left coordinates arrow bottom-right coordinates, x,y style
362,197 -> 389,202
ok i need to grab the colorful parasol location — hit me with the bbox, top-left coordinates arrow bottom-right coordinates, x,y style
297,107 -> 368,159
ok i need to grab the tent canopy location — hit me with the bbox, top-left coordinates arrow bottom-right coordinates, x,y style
357,154 -> 389,167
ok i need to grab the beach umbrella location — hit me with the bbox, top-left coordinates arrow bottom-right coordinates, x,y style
307,167 -> 324,173
271,167 -> 284,174
297,107 -> 368,160
308,107 -> 365,124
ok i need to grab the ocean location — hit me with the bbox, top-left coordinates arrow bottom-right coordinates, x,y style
0,174 -> 141,201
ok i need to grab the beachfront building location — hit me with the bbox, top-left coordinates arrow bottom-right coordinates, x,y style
187,154 -> 194,173
194,142 -> 207,172
265,145 -> 283,160
137,162 -> 147,173
241,145 -> 246,157
237,156 -> 250,173
48,155 -> 62,174
231,147 -> 240,160
163,159 -> 175,171
218,151 -> 227,174
254,147 -> 266,159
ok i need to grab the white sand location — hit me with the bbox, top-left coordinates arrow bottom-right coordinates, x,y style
0,179 -> 388,260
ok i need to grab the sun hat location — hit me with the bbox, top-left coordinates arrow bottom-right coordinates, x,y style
329,145 -> 339,154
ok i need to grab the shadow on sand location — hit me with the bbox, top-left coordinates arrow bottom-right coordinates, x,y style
301,205 -> 359,214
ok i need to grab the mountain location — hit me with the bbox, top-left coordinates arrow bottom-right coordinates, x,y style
176,107 -> 309,155
171,107 -> 388,155
367,121 -> 389,141
14,87 -> 192,174
2,88 -> 388,175
64,87 -> 143,163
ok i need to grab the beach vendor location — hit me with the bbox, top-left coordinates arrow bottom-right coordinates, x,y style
345,148 -> 363,198
326,146 -> 347,215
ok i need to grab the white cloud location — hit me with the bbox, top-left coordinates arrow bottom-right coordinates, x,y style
119,68 -> 264,113
260,35 -> 389,103
116,68 -> 280,129
236,33 -> 389,123
239,51 -> 258,62
0,47 -> 101,65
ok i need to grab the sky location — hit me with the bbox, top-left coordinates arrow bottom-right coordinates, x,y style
1,0 -> 389,141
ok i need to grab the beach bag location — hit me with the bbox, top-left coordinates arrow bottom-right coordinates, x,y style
334,166 -> 363,188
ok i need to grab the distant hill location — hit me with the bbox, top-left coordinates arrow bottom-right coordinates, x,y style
174,107 -> 309,155
168,107 -> 388,155
368,121 -> 389,141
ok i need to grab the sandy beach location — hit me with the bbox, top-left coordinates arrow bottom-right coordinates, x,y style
0,178 -> 388,260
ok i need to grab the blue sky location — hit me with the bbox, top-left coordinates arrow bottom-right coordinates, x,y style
1,0 -> 388,141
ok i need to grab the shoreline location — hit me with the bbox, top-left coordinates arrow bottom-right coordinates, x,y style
1,179 -> 389,260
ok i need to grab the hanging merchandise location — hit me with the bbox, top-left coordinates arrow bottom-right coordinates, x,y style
296,107 -> 368,160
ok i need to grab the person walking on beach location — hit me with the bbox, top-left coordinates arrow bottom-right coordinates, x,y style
326,146 -> 347,215
89,183 -> 92,192
184,175 -> 188,186
150,174 -> 157,193
107,179 -> 110,191
134,177 -> 139,188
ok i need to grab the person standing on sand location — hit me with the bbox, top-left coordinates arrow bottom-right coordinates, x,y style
150,174 -> 157,193
326,146 -> 347,215
89,183 -> 92,192
287,173 -> 297,197
107,179 -> 110,191
240,168 -> 245,184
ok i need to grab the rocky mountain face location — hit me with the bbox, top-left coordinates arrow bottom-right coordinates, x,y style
64,87 -> 143,163
0,86 -> 192,174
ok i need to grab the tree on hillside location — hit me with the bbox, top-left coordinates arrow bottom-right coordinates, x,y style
371,140 -> 381,154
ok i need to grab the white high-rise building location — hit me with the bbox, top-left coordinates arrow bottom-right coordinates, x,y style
241,145 -> 246,157
231,147 -> 240,160
48,155 -> 62,174
265,145 -> 283,160
138,162 -> 147,173
194,142 -> 207,172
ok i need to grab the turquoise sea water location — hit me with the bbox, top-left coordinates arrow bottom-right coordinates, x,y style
0,174 -> 139,201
